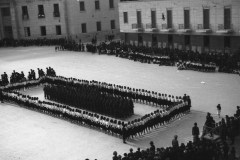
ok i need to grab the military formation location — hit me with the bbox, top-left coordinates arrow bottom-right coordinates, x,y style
0,71 -> 191,142
44,84 -> 134,118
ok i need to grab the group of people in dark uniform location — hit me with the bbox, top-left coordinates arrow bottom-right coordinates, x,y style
0,67 -> 56,86
0,38 -> 65,47
44,84 -> 134,118
0,70 -> 191,143
0,72 -> 9,86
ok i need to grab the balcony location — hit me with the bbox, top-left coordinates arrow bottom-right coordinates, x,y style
216,24 -> 233,34
53,12 -> 60,17
38,14 -> 45,18
196,24 -> 212,33
145,23 -> 158,32
132,23 -> 144,32
22,14 -> 29,20
160,24 -> 174,32
177,24 -> 192,33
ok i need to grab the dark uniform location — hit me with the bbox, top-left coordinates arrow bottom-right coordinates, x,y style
192,122 -> 199,143
0,89 -> 3,103
122,124 -> 127,143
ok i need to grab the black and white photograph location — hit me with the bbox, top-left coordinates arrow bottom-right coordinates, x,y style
0,0 -> 240,159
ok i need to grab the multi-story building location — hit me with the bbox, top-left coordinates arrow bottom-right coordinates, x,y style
119,0 -> 240,53
0,0 -> 120,42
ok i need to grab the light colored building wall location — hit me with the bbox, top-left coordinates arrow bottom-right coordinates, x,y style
119,0 -> 240,52
66,0 -> 120,42
119,0 -> 240,34
0,0 -> 11,40
15,0 -> 67,39
3,0 -> 120,41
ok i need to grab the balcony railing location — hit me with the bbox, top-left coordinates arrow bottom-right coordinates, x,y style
53,12 -> 60,17
216,24 -> 233,33
146,23 -> 157,29
132,23 -> 143,29
160,23 -> 174,32
195,24 -> 212,33
132,23 -> 144,32
22,14 -> 29,20
38,14 -> 45,18
177,24 -> 191,33
145,23 -> 158,32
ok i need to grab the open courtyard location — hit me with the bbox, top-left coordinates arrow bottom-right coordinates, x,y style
0,47 -> 240,160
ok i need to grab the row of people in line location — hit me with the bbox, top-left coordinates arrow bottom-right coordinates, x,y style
0,67 -> 56,86
1,86 -> 190,140
1,72 -> 189,108
44,84 -> 134,118
0,38 -> 66,47
1,38 -> 239,73
177,61 -> 217,72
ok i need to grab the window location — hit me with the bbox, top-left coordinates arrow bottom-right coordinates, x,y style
203,36 -> 210,48
95,0 -> 100,10
224,36 -> 231,48
40,26 -> 46,36
151,9 -> 156,28
53,4 -> 60,17
109,0 -> 114,9
96,21 -> 101,31
111,20 -> 115,29
79,1 -> 85,11
224,7 -> 231,29
203,8 -> 210,29
137,10 -> 142,28
184,9 -> 190,29
38,5 -> 45,18
4,26 -> 13,38
82,23 -> 87,33
167,9 -> 172,28
152,34 -> 157,47
22,6 -> 29,20
123,12 -> 128,23
24,27 -> 31,37
168,35 -> 173,45
56,25 -> 61,35
184,35 -> 190,46
1,8 -> 10,17
138,34 -> 143,45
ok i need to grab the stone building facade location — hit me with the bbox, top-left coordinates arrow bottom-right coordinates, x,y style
119,0 -> 240,53
0,0 -> 120,42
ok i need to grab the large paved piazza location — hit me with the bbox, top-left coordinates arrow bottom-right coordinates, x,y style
0,47 -> 240,160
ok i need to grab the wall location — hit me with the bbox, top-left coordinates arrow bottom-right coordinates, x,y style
66,0 -> 120,42
119,0 -> 240,34
15,0 -> 67,39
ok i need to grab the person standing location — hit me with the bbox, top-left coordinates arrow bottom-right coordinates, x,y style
0,89 -> 3,103
192,122 -> 199,143
217,104 -> 221,118
122,124 -> 127,144
172,135 -> 179,149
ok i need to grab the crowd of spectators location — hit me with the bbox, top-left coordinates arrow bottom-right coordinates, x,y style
1,38 -> 240,73
111,106 -> 240,160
